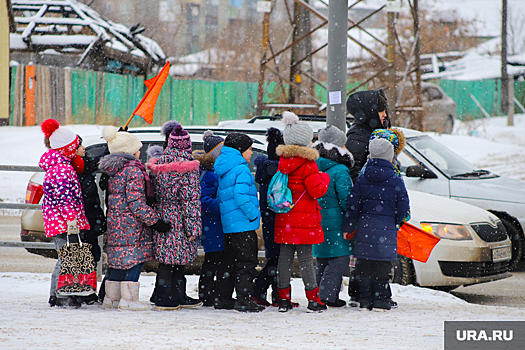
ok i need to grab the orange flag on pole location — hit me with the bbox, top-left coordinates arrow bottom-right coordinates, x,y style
124,61 -> 170,127
397,222 -> 441,263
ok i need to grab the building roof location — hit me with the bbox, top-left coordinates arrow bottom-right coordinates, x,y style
10,0 -> 165,74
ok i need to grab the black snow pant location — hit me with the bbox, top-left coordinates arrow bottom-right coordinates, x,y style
216,231 -> 259,300
198,251 -> 224,304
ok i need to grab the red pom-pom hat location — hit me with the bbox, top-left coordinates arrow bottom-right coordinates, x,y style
41,119 -> 79,158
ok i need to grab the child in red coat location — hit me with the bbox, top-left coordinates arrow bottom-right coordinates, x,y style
275,112 -> 330,312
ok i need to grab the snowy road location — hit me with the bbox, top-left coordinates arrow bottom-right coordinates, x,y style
2,272 -> 525,350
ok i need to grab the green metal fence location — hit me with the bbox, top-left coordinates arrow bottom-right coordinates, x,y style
437,79 -> 525,120
9,65 -> 524,127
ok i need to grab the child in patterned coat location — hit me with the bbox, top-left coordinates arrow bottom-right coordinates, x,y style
147,121 -> 202,310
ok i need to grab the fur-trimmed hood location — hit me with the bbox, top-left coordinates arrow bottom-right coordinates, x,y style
99,153 -> 137,176
313,141 -> 354,168
192,150 -> 215,170
146,147 -> 199,175
275,144 -> 319,161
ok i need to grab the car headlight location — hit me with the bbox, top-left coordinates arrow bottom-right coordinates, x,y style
420,223 -> 472,240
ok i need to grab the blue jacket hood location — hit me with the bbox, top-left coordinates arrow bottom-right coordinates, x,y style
214,146 -> 248,177
363,158 -> 395,183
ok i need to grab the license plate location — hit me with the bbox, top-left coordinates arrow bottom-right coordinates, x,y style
492,246 -> 511,262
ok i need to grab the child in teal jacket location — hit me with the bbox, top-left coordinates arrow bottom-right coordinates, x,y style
313,125 -> 354,307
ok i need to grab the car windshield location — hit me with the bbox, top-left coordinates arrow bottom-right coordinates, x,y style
406,136 -> 483,177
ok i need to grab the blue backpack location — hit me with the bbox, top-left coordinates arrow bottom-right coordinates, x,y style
267,171 -> 306,213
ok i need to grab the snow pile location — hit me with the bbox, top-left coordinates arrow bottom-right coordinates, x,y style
2,273 -> 525,349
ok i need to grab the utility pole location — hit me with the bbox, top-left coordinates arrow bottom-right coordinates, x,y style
413,0 -> 423,131
501,0 -> 509,115
386,10 -> 396,124
256,8 -> 271,115
326,0 -> 348,132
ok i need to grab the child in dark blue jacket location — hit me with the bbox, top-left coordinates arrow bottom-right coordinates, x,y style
342,138 -> 409,311
193,131 -> 225,307
251,128 -> 286,307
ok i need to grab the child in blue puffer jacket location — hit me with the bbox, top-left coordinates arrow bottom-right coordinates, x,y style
342,138 -> 409,311
193,131 -> 225,307
214,132 -> 264,313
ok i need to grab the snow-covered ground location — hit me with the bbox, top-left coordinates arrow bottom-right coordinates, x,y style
1,273 -> 524,350
2,115 -> 525,349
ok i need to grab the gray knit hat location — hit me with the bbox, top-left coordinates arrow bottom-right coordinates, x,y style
202,130 -> 224,161
318,125 -> 347,148
282,111 -> 313,147
369,138 -> 394,162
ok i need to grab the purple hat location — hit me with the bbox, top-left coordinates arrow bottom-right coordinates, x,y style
168,124 -> 192,152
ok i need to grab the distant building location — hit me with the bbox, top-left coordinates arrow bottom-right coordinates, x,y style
89,0 -> 262,57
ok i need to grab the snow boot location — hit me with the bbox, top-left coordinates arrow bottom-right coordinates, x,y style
372,281 -> 391,311
214,298 -> 236,310
102,281 -> 121,309
277,287 -> 293,312
234,294 -> 265,312
154,283 -> 180,311
118,282 -> 151,311
305,287 -> 327,312
358,278 -> 373,311
55,296 -> 81,309
251,295 -> 271,307
174,278 -> 202,308
48,296 -> 57,307
322,298 -> 347,308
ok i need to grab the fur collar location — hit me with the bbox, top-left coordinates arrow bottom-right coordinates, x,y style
146,158 -> 199,175
276,144 -> 319,161
192,150 -> 215,170
313,142 -> 354,168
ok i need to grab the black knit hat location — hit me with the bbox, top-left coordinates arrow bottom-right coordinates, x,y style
266,127 -> 284,161
224,132 -> 253,154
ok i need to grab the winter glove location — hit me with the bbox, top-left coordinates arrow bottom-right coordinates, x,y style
67,220 -> 80,236
150,219 -> 171,233
343,230 -> 357,240
118,126 -> 129,132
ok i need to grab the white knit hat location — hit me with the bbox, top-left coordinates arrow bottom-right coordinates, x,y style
369,138 -> 394,162
282,111 -> 313,147
103,126 -> 143,155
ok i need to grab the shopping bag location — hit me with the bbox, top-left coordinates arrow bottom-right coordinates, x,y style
56,234 -> 97,296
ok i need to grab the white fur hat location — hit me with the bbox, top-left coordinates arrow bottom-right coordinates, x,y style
103,126 -> 143,155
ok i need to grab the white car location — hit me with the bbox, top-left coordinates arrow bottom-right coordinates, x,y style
397,127 -> 525,269
401,190 -> 511,289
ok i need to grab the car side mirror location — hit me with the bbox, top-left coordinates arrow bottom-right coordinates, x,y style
406,165 -> 438,179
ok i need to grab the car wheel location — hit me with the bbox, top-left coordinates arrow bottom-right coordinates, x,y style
392,255 -> 415,285
500,216 -> 524,270
443,115 -> 454,134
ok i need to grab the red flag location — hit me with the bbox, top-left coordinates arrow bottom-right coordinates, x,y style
397,222 -> 441,263
125,61 -> 170,126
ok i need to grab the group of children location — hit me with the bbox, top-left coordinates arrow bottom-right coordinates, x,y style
40,92 -> 410,313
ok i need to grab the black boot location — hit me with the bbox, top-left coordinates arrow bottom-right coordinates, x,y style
150,285 -> 157,304
358,278 -> 373,311
278,299 -> 293,313
154,283 -> 180,311
56,296 -> 81,309
322,299 -> 347,308
48,296 -> 57,307
214,299 -> 236,310
234,294 -> 265,312
372,281 -> 391,311
175,278 -> 202,308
